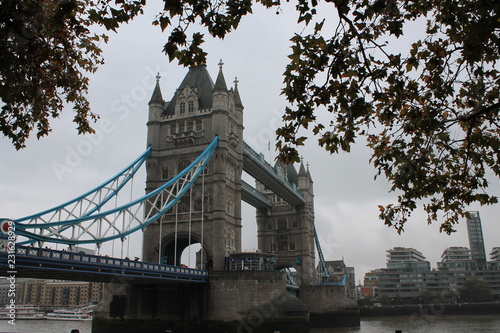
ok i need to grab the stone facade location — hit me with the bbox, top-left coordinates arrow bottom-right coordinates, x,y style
143,64 -> 244,270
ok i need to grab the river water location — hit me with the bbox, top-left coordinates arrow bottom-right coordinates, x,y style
1,314 -> 499,333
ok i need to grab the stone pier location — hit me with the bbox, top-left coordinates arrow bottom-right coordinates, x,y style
93,271 -> 312,333
299,284 -> 360,328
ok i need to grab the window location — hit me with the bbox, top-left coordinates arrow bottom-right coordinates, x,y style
277,218 -> 288,231
179,102 -> 186,114
178,197 -> 190,213
161,167 -> 169,180
194,198 -> 203,212
278,239 -> 288,251
226,200 -> 235,216
178,160 -> 191,173
196,120 -> 203,131
226,163 -> 235,181
188,100 -> 194,113
187,121 -> 193,132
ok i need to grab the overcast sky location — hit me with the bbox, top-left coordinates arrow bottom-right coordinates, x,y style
1,2 -> 498,281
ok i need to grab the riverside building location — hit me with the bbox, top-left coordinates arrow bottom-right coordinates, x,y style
366,211 -> 500,302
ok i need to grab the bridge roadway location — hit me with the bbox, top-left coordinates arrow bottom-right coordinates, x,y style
0,245 -> 208,284
242,141 -> 306,207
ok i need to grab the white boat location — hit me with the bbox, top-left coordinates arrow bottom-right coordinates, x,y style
46,305 -> 94,321
0,304 -> 46,320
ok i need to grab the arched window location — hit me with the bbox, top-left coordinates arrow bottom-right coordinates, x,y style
179,102 -> 186,114
188,100 -> 194,113
178,160 -> 191,173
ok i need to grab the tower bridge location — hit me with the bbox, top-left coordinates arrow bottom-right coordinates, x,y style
1,63 -> 359,332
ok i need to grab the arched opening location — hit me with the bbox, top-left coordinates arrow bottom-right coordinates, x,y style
161,233 -> 209,269
275,265 -> 299,295
275,264 -> 300,286
181,243 -> 201,268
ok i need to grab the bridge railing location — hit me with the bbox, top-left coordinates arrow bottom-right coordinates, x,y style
15,245 -> 209,278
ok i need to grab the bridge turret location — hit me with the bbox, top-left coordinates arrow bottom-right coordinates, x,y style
148,74 -> 164,120
212,59 -> 229,113
298,161 -> 314,204
146,75 -> 164,164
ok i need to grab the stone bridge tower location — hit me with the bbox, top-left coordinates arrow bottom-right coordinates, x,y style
255,162 -> 316,285
143,63 -> 244,270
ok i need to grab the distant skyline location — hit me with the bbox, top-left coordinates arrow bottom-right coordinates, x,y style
1,2 -> 498,281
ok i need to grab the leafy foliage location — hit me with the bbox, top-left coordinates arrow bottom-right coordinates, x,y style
0,0 -> 145,149
1,0 -> 100,148
275,0 -> 500,234
1,0 -> 498,233
459,278 -> 493,302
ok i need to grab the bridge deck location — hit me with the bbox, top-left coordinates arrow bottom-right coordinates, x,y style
0,246 -> 209,284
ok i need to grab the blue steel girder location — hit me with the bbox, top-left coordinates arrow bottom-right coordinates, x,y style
12,137 -> 219,246
16,146 -> 152,225
242,142 -> 305,206
314,226 -> 330,284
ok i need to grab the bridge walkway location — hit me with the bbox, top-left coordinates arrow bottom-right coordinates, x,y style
242,141 -> 305,207
0,245 -> 208,284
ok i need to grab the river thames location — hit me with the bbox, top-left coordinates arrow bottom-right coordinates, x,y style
1,314 -> 499,332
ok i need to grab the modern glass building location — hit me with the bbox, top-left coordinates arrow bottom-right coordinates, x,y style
438,246 -> 481,271
466,211 -> 487,264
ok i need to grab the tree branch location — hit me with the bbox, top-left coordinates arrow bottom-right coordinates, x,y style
458,101 -> 500,122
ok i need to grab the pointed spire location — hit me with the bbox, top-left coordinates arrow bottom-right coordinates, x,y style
149,73 -> 164,105
306,162 -> 313,182
214,59 -> 228,92
234,77 -> 243,108
299,160 -> 307,175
